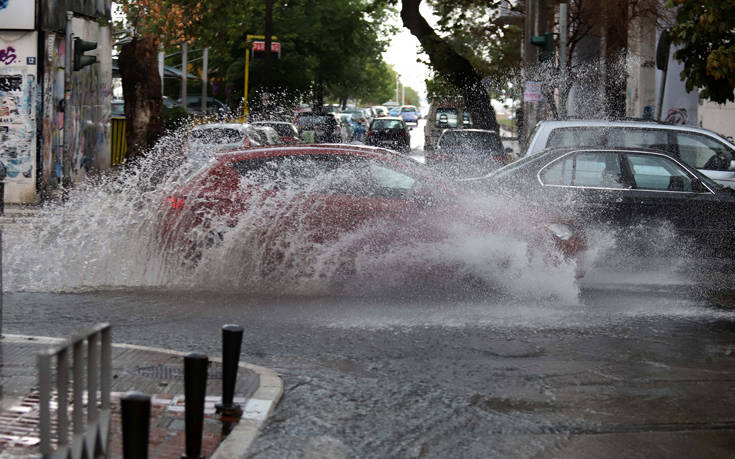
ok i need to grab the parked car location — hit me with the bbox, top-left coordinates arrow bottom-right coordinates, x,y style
428,129 -> 509,177
250,121 -> 301,144
184,123 -> 262,161
388,107 -> 401,117
524,119 -> 735,189
157,144 -> 586,275
253,125 -> 282,145
468,146 -> 735,258
365,117 -> 411,153
424,98 -> 474,153
399,105 -> 420,125
372,105 -> 388,117
293,112 -> 345,143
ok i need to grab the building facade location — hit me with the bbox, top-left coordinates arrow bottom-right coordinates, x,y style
0,0 -> 111,203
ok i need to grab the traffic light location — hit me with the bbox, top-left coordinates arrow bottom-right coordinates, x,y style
530,32 -> 555,63
73,38 -> 97,71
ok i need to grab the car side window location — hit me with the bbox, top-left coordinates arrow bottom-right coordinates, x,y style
367,161 -> 417,199
607,128 -> 670,151
547,128 -> 606,149
541,152 -> 626,188
625,153 -> 695,192
675,132 -> 733,171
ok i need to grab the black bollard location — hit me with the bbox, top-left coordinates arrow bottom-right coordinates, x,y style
183,352 -> 208,459
216,324 -> 243,415
121,391 -> 151,459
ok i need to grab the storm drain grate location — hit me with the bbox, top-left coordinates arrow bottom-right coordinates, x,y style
134,364 -> 222,380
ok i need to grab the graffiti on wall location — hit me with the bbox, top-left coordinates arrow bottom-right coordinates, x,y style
0,70 -> 35,181
0,46 -> 17,65
41,33 -> 63,185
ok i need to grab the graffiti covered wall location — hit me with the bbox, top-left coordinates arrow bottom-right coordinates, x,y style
39,18 -> 112,193
0,31 -> 37,203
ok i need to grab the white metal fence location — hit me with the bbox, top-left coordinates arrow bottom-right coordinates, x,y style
37,323 -> 112,459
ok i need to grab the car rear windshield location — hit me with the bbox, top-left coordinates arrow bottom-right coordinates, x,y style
438,131 -> 502,151
435,108 -> 473,128
189,128 -> 244,144
260,123 -> 298,137
371,119 -> 404,130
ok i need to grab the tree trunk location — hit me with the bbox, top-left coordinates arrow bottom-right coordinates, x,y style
400,0 -> 498,132
118,36 -> 164,160
313,70 -> 324,113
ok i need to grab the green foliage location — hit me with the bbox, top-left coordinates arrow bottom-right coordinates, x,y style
667,0 -> 735,103
427,0 -> 522,98
402,85 -> 420,106
117,0 -> 398,110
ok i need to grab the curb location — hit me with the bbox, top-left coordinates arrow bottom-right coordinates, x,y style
2,334 -> 283,457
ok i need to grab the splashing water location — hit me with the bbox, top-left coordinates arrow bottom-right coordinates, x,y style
3,127 -> 584,299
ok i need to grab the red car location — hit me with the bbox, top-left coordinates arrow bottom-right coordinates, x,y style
157,145 -> 586,281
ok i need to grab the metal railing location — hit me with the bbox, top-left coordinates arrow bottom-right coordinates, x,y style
37,323 -> 112,459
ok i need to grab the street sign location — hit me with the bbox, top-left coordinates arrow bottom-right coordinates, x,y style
523,81 -> 543,102
252,41 -> 281,53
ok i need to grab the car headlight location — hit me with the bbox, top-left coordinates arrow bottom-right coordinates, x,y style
544,222 -> 576,241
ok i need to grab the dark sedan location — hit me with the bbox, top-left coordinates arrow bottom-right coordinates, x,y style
365,117 -> 410,153
467,147 -> 735,258
428,128 -> 510,177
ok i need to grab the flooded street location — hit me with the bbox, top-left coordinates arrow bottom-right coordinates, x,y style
5,283 -> 735,457
4,123 -> 735,457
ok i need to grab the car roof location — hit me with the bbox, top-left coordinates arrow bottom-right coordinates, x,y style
440,128 -> 497,134
213,144 -> 406,162
372,116 -> 403,121
190,123 -> 250,131
251,120 -> 294,125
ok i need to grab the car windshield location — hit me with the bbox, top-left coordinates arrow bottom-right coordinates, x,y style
189,128 -> 244,144
371,119 -> 403,130
438,131 -> 502,151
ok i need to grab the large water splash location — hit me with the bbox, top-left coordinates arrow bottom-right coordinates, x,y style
4,128 -> 583,299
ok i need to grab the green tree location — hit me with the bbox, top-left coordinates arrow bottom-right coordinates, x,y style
399,0 -> 500,131
668,0 -> 735,103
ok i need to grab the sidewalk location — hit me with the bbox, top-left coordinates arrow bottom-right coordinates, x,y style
0,334 -> 283,458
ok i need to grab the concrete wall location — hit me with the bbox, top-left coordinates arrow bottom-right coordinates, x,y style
698,101 -> 735,138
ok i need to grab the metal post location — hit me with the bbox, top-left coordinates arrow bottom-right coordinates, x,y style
101,326 -> 111,410
401,83 -> 405,105
62,11 -> 74,188
395,75 -> 399,103
121,392 -> 151,459
87,333 -> 98,424
216,325 -> 243,414
181,43 -> 188,113
183,352 -> 208,459
72,339 -> 84,435
244,40 -> 251,116
201,47 -> 208,114
57,348 -> 70,448
559,3 -> 568,118
38,353 -> 52,457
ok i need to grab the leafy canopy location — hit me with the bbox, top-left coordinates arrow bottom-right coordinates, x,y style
668,0 -> 735,103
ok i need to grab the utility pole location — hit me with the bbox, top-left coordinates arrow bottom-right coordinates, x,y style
264,0 -> 274,90
201,47 -> 209,114
62,11 -> 73,188
395,74 -> 400,103
181,42 -> 188,113
559,3 -> 568,118
158,37 -> 164,97
401,83 -> 405,105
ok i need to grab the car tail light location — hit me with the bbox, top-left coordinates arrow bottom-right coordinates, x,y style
167,195 -> 186,209
367,131 -> 375,137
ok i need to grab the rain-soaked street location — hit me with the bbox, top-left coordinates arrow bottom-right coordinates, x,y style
4,124 -> 735,457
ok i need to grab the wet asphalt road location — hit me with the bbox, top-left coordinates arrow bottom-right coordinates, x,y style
5,283 -> 735,458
